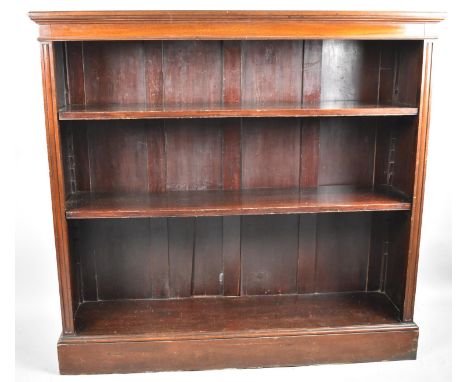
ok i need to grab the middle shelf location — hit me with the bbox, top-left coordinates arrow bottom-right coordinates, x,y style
65,186 -> 411,219
59,101 -> 418,120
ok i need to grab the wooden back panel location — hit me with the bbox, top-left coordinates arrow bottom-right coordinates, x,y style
61,40 -> 422,108
62,116 -> 415,194
70,212 -> 389,301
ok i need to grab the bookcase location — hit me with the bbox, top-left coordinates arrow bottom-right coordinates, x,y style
30,11 -> 445,374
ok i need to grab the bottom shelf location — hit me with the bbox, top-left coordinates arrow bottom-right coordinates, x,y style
59,292 -> 418,374
74,292 -> 401,339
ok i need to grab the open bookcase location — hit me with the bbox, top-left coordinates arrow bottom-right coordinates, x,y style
30,11 -> 444,374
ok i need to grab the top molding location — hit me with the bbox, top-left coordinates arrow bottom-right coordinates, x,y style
29,10 -> 446,41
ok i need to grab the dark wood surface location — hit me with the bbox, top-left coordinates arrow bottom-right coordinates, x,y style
65,187 -> 411,219
404,42 -> 434,321
58,40 -> 422,113
40,43 -> 75,334
29,11 -> 445,41
74,292 -> 400,338
61,116 -> 416,196
70,213 -> 396,302
31,10 -> 442,375
59,101 -> 418,120
58,326 -> 418,374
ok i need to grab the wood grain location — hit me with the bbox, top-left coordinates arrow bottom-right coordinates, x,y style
241,41 -> 302,104
40,42 -> 75,333
242,118 -> 301,189
59,101 -> 418,120
315,212 -> 371,292
58,326 -> 418,374
149,218 -> 170,298
318,118 -> 375,187
82,42 -> 146,105
65,187 -> 411,219
86,121 -> 149,193
403,42 -> 433,321
222,216 -> 241,296
297,214 -> 318,293
165,120 -> 222,191
91,219 -> 152,300
241,215 -> 299,295
74,292 -> 400,337
163,41 -> 223,105
167,218 -> 194,298
192,217 -> 223,295
30,11 -> 445,41
30,10 -> 443,374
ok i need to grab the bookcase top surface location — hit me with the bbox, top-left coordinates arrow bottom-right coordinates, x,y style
29,10 -> 446,41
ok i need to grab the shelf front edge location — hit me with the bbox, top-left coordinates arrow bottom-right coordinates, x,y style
58,105 -> 419,120
66,204 -> 412,219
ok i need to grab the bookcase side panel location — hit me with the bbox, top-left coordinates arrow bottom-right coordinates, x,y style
402,41 -> 434,321
41,42 -> 76,334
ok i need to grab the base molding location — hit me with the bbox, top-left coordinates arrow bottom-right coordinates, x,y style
58,324 -> 418,374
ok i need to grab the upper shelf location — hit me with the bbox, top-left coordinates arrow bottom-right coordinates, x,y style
65,186 -> 411,219
59,101 -> 418,120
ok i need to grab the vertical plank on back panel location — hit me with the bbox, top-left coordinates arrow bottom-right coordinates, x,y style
386,212 -> 411,311
302,40 -> 322,103
168,218 -> 194,298
60,124 -> 76,198
318,118 -> 375,187
165,120 -> 222,191
300,119 -> 320,189
53,42 -> 67,109
70,122 -> 90,192
373,122 -> 391,189
242,118 -> 300,189
395,41 -> 423,107
69,222 -> 82,309
65,42 -> 85,105
93,219 -> 152,300
223,41 -> 241,104
315,213 -> 371,292
163,41 -> 223,105
87,121 -> 149,193
320,41 -> 379,102
192,217 -> 223,296
393,123 -> 418,196
241,215 -> 298,295
360,42 -> 381,102
149,218 -> 170,298
144,41 -> 163,106
241,41 -> 303,104
367,213 -> 388,292
147,120 -> 166,192
223,120 -> 241,190
223,216 -> 241,296
83,41 -> 146,105
297,214 -> 317,294
378,42 -> 397,104
73,220 -> 97,302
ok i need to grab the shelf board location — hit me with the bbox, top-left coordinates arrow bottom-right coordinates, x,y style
65,186 -> 411,219
59,101 -> 418,120
73,292 -> 402,340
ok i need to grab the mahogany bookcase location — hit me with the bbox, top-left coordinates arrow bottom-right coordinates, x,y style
29,11 -> 445,374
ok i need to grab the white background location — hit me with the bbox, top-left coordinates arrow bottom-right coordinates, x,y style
9,0 -> 462,381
